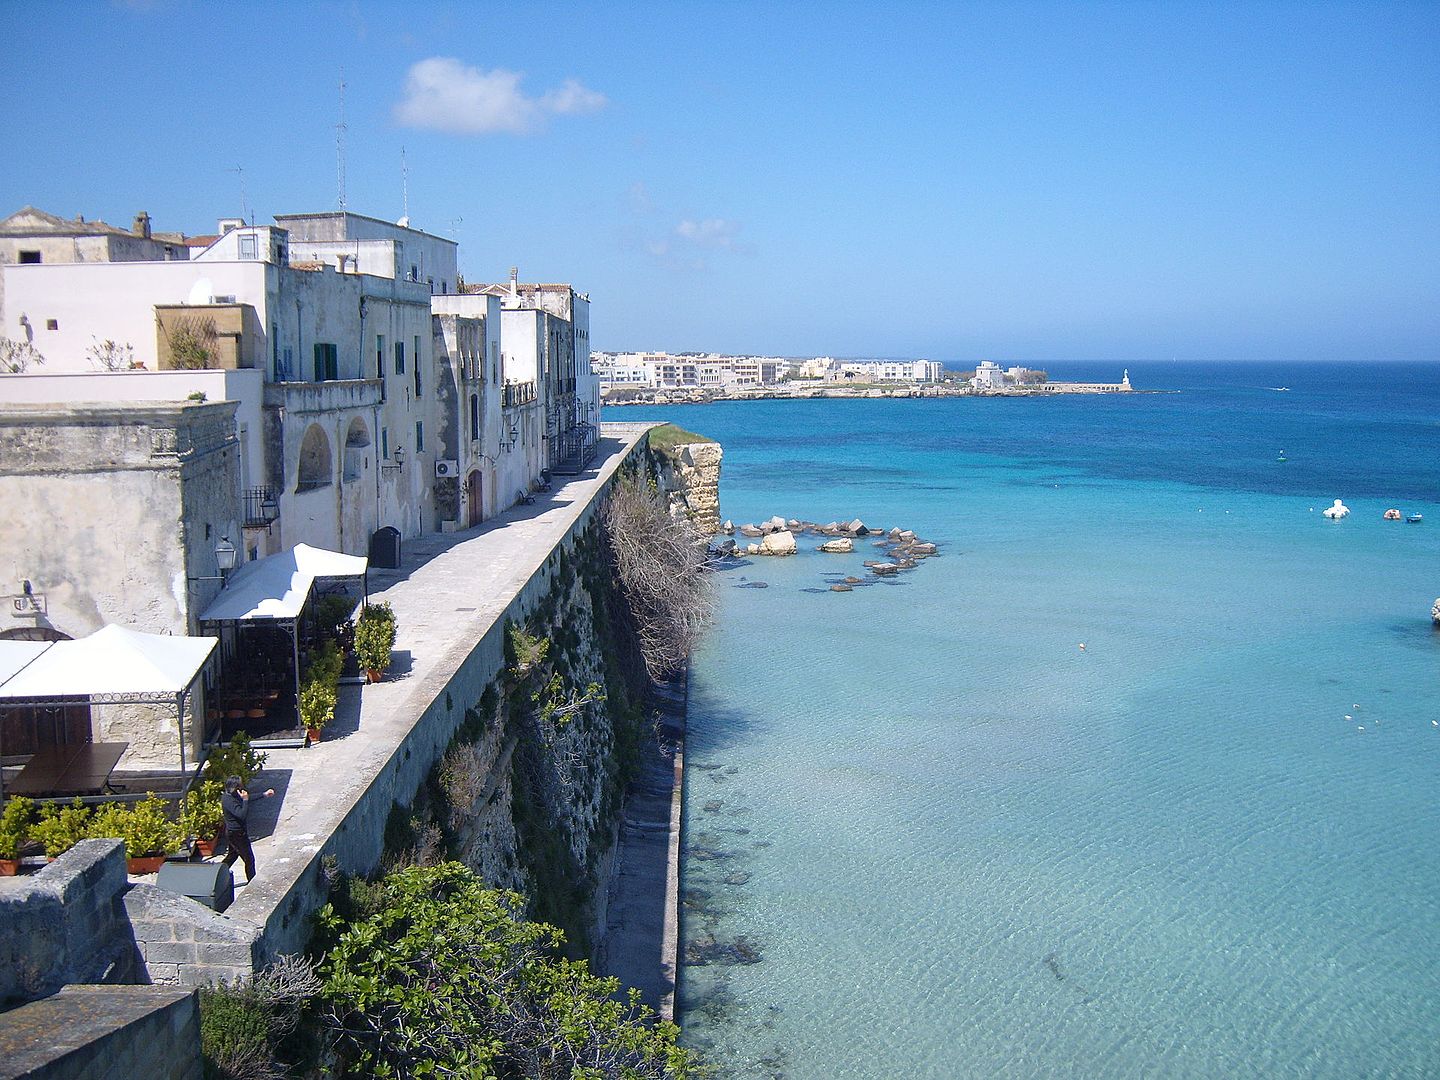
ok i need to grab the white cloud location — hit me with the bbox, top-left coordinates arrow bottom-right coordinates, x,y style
676,218 -> 742,249
394,58 -> 607,136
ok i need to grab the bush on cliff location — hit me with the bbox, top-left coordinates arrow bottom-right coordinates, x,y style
314,861 -> 698,1078
645,423 -> 710,462
604,471 -> 714,680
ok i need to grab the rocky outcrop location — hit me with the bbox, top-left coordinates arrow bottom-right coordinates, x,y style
656,441 -> 723,534
757,530 -> 797,556
1432,597 -> 1440,626
818,538 -> 854,553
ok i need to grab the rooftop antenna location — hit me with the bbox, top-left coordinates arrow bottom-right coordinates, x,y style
228,164 -> 251,225
399,146 -> 410,227
448,215 -> 462,239
335,69 -> 348,213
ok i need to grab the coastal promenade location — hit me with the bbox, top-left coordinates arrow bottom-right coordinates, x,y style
208,423 -> 662,969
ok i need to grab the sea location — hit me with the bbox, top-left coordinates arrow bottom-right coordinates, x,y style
611,361 -> 1440,1079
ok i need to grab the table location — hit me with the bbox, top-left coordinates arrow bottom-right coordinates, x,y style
7,742 -> 129,797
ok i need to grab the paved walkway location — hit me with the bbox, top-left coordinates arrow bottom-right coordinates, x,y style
225,426 -> 655,939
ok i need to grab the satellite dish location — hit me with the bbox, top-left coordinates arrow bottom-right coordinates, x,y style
185,278 -> 215,306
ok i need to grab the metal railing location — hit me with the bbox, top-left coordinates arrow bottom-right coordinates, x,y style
503,380 -> 537,408
243,486 -> 280,527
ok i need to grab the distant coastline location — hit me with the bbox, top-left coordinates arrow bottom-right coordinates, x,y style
604,382 -> 1163,406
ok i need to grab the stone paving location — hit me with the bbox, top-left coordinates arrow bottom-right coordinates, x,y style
223,424 -> 656,939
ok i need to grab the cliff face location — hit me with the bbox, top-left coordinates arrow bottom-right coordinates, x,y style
657,441 -> 723,534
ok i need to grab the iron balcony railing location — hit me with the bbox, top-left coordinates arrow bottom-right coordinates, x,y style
243,486 -> 280,527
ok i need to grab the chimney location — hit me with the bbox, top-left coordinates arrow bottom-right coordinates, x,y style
133,211 -> 152,239
509,266 -> 518,298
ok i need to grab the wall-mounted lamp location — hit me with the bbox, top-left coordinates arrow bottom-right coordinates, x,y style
189,536 -> 238,583
501,424 -> 519,452
381,446 -> 406,474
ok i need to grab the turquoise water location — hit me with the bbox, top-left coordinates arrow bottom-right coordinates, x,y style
615,362 -> 1440,1078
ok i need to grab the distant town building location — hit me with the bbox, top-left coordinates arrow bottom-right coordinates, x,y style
593,352 -> 938,392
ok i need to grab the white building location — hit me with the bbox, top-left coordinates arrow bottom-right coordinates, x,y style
971,360 -> 1005,389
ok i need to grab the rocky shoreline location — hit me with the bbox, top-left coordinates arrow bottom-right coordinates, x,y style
712,516 -> 939,589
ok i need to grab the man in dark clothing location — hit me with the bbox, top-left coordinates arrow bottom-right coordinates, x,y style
220,775 -> 275,883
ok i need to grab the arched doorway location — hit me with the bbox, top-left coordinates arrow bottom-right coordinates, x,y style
467,470 -> 483,527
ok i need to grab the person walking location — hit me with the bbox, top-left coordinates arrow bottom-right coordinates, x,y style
220,775 -> 275,884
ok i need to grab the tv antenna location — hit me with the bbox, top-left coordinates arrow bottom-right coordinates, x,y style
448,215 -> 462,239
335,69 -> 348,213
399,146 -> 410,226
228,164 -> 251,224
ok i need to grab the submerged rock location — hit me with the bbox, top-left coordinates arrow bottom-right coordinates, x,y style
830,584 -> 853,592
739,523 -> 764,537
736,580 -> 769,588
723,871 -> 751,886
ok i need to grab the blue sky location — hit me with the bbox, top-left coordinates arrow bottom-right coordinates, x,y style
1,1 -> 1436,362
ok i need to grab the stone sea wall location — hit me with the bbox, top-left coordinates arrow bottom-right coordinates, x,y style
655,440 -> 723,534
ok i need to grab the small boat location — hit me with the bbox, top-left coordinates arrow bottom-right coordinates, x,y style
1322,499 -> 1350,520
1269,387 -> 1290,392
1407,514 -> 1423,524
1277,450 -> 1287,462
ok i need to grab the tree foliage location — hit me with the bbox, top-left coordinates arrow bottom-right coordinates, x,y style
315,862 -> 698,1079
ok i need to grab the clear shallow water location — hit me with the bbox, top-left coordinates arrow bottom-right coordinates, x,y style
614,362 -> 1440,1079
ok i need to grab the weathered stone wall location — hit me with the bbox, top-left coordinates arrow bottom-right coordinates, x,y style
0,985 -> 200,1080
0,840 -> 134,1008
124,883 -> 260,988
655,440 -> 722,534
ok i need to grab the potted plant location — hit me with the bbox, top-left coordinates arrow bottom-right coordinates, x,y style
353,601 -> 397,683
89,793 -> 182,875
29,798 -> 93,859
300,639 -> 343,743
203,731 -> 267,786
314,593 -> 358,652
179,780 -> 225,856
0,796 -> 36,874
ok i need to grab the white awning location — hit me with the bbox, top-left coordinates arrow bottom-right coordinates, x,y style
198,543 -> 368,623
0,625 -> 218,699
0,641 -> 51,688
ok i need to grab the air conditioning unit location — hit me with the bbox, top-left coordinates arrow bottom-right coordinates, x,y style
434,460 -> 459,478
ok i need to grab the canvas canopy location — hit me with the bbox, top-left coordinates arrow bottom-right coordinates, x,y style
0,625 -> 217,700
199,543 -> 369,623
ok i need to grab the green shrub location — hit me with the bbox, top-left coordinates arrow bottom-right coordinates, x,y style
29,798 -> 93,857
315,862 -> 697,1078
200,981 -> 282,1080
352,602 -> 397,675
87,793 -> 182,858
204,732 -> 267,785
299,639 -> 342,733
0,795 -> 36,859
179,780 -> 225,842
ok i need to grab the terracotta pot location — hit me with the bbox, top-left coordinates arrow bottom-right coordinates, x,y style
307,727 -> 323,744
127,855 -> 166,875
0,858 -> 19,876
366,668 -> 383,683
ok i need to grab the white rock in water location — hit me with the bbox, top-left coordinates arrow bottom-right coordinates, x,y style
1432,597 -> 1440,625
1322,499 -> 1349,519
818,538 -> 854,553
747,542 -> 760,555
847,518 -> 867,535
759,529 -> 797,556
766,515 -> 787,530
722,519 -> 734,535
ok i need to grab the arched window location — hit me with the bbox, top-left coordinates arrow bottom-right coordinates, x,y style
470,393 -> 480,441
297,424 -> 333,492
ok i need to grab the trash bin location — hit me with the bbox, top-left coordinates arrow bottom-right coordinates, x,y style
369,526 -> 402,569
156,859 -> 234,913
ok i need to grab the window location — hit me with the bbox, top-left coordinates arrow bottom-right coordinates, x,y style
238,235 -> 258,260
18,250 -> 40,264
376,334 -> 385,378
381,428 -> 389,459
313,343 -> 338,382
414,350 -> 422,398
470,394 -> 479,440
414,421 -> 424,453
394,340 -> 405,374
45,319 -> 58,330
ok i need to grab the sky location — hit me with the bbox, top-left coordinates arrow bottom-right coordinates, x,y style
1,1 -> 1436,363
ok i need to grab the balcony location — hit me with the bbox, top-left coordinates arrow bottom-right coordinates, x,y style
263,378 -> 383,416
243,486 -> 280,528
503,380 -> 537,408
